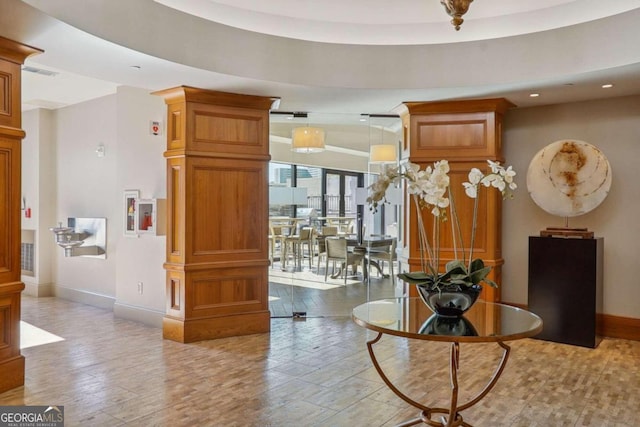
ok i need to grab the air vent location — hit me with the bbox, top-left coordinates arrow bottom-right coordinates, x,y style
22,66 -> 59,77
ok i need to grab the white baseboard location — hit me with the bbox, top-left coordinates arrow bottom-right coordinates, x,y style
22,282 -> 53,297
51,285 -> 115,311
28,284 -> 163,329
113,302 -> 164,328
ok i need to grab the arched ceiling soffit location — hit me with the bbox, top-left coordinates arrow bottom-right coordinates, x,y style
19,0 -> 640,91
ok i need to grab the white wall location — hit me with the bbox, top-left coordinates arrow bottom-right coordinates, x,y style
24,86 -> 168,324
38,110 -> 56,288
114,86 -> 167,317
502,94 -> 640,319
52,94 -> 119,299
21,108 -> 56,292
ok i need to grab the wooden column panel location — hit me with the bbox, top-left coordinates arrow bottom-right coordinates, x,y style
186,157 -> 266,264
0,36 -> 42,393
154,86 -> 278,343
402,98 -> 514,303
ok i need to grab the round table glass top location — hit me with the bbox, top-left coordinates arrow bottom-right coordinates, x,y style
352,298 -> 543,343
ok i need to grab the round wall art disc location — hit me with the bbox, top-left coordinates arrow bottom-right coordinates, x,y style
526,140 -> 612,217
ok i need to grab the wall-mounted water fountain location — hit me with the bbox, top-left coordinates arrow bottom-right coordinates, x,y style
49,218 -> 107,258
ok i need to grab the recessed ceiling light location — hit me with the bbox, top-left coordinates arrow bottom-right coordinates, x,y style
602,83 -> 614,89
529,93 -> 540,98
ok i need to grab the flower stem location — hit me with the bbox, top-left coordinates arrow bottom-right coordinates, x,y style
434,214 -> 440,273
413,194 -> 433,272
468,187 -> 480,272
448,187 -> 466,265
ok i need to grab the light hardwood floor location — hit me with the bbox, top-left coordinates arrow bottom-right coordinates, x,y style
1,295 -> 639,426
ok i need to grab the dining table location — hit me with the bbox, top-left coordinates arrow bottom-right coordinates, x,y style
317,235 -> 395,280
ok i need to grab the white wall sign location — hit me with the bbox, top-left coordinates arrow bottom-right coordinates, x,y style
150,120 -> 163,136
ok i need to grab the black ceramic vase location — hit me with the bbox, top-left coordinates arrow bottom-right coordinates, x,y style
418,314 -> 478,336
416,284 -> 482,318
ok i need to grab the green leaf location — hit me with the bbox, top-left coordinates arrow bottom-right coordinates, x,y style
469,266 -> 492,284
400,271 -> 431,281
398,259 -> 498,289
482,277 -> 499,288
398,272 -> 436,286
445,259 -> 466,273
469,258 -> 486,272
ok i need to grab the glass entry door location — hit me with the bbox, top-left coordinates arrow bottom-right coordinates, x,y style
267,111 -> 403,320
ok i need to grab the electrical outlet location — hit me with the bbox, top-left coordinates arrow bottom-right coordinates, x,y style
137,282 -> 143,295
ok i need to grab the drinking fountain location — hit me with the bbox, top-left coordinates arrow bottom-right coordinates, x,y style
57,234 -> 85,257
49,218 -> 107,258
49,223 -> 73,242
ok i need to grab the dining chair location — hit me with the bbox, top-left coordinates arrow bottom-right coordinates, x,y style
316,226 -> 339,271
322,226 -> 339,236
283,227 -> 314,270
324,237 -> 364,284
268,225 -> 285,268
366,238 -> 398,283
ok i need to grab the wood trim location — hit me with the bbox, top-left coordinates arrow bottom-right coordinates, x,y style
164,149 -> 271,161
597,313 -> 640,342
152,86 -> 279,110
404,98 -> 515,115
0,125 -> 25,139
0,36 -> 42,65
162,311 -> 271,343
164,259 -> 271,271
502,301 -> 640,342
0,71 -> 10,117
0,355 -> 25,392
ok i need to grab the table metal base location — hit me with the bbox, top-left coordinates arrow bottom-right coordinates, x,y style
367,332 -> 511,427
328,259 -> 386,280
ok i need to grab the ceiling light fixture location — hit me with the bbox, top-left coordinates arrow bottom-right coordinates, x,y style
602,83 -> 614,89
291,127 -> 325,153
440,0 -> 474,31
370,144 -> 397,164
529,93 -> 540,98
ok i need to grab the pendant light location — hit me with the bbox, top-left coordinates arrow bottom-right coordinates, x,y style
291,127 -> 325,153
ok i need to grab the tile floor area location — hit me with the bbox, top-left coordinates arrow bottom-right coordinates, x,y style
1,296 -> 639,426
268,266 -> 399,318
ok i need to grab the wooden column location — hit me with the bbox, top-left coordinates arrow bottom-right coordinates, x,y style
0,37 -> 42,393
401,98 -> 514,303
154,87 -> 278,343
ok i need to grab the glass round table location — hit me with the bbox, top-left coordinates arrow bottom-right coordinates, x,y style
352,298 -> 543,427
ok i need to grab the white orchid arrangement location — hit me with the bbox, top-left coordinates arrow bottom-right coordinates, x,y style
367,159 -> 517,291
